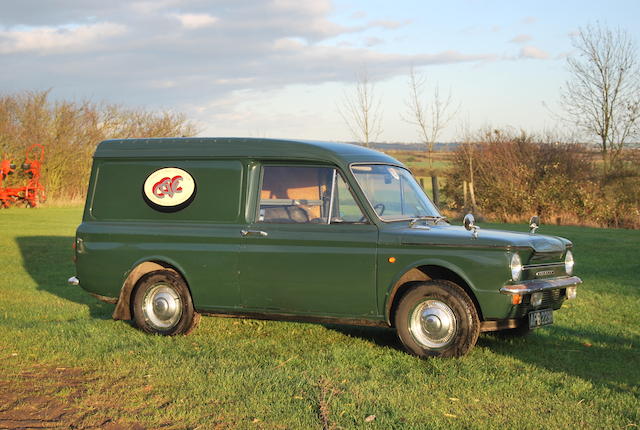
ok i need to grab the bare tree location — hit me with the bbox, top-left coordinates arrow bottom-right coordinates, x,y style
561,23 -> 640,173
404,67 -> 457,169
338,70 -> 383,147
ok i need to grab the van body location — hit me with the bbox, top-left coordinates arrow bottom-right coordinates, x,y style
70,138 -> 581,357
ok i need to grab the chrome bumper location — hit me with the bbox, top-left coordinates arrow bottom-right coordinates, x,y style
500,276 -> 582,295
68,276 -> 79,286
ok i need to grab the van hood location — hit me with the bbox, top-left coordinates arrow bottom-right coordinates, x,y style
399,225 -> 570,253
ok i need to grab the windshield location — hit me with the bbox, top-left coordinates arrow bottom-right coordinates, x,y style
351,164 -> 440,221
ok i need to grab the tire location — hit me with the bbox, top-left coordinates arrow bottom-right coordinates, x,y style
395,280 -> 480,358
132,270 -> 197,335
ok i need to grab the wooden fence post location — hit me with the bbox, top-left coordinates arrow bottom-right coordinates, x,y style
431,176 -> 440,207
463,181 -> 468,212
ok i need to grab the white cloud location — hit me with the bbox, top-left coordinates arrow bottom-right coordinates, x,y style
364,36 -> 383,47
509,34 -> 532,44
0,22 -> 126,54
519,45 -> 549,59
171,13 -> 218,29
0,0 -> 497,140
367,20 -> 409,30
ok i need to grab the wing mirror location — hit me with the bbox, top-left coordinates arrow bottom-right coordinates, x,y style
463,213 -> 479,239
529,215 -> 540,234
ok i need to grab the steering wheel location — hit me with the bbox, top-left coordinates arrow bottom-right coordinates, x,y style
359,203 -> 385,222
373,203 -> 385,216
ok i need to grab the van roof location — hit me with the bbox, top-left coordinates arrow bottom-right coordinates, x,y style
94,137 -> 403,167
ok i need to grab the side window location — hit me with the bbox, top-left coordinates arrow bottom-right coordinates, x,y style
332,173 -> 366,223
258,166 -> 366,224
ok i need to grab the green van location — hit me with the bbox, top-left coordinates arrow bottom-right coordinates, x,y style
69,138 -> 581,358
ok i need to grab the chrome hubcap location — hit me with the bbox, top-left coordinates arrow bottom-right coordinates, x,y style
409,300 -> 457,349
142,284 -> 182,330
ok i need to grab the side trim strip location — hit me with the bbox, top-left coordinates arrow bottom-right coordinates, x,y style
401,242 -> 531,251
198,310 -> 390,328
89,293 -> 118,304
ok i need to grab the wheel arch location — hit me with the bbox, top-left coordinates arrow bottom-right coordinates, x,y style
112,257 -> 191,320
385,262 -> 484,327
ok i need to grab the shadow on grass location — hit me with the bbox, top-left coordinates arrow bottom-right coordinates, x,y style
323,324 -> 402,350
479,324 -> 639,395
16,236 -> 114,320
326,321 -> 638,397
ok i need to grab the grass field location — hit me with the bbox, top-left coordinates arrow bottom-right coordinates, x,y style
1,207 -> 638,429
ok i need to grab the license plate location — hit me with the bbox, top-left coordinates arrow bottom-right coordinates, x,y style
529,309 -> 553,329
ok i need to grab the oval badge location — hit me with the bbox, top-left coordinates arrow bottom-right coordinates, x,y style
143,167 -> 196,212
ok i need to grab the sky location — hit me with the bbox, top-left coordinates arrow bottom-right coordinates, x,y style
1,0 -> 639,143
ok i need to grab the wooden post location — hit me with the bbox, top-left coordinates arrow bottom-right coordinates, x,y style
469,181 -> 477,213
419,177 -> 425,189
463,180 -> 468,212
431,176 -> 440,207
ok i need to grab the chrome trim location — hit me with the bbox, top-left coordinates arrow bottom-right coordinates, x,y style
327,169 -> 337,225
401,242 -> 531,251
68,276 -> 79,286
535,270 -> 556,277
409,299 -> 457,349
408,217 -> 431,230
241,229 -> 268,237
523,262 -> 565,270
463,213 -> 479,239
500,276 -> 582,295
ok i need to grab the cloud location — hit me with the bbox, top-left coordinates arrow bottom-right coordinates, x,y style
519,45 -> 549,59
522,16 -> 537,24
509,34 -> 532,44
0,0 -> 496,135
170,13 -> 218,29
364,36 -> 383,47
0,22 -> 126,54
367,20 -> 409,30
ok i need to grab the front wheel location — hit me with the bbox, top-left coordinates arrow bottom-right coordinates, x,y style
395,280 -> 480,358
132,270 -> 197,335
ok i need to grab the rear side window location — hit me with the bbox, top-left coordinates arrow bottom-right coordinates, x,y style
258,166 -> 365,224
90,160 -> 243,222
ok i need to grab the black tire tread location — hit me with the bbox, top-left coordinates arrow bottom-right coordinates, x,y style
395,280 -> 480,358
132,269 -> 196,336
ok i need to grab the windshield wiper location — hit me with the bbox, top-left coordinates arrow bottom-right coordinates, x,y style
409,215 -> 448,228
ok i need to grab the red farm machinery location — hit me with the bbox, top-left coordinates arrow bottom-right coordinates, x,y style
0,144 -> 46,208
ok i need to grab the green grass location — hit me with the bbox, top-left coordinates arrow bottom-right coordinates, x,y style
1,208 -> 638,429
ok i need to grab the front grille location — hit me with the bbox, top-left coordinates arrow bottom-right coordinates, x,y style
523,263 -> 566,280
528,251 -> 563,264
512,289 -> 566,318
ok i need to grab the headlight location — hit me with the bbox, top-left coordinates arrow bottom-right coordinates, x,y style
564,250 -> 574,275
510,253 -> 522,281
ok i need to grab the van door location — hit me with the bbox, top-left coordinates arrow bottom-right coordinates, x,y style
239,165 -> 379,317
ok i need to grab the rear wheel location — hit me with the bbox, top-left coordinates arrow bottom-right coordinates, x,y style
132,270 -> 197,335
395,280 -> 479,358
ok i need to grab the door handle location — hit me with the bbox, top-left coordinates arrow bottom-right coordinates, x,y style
241,229 -> 268,237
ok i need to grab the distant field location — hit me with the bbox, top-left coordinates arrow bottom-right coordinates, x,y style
386,150 -> 452,204
386,149 -> 452,174
0,207 -> 638,429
